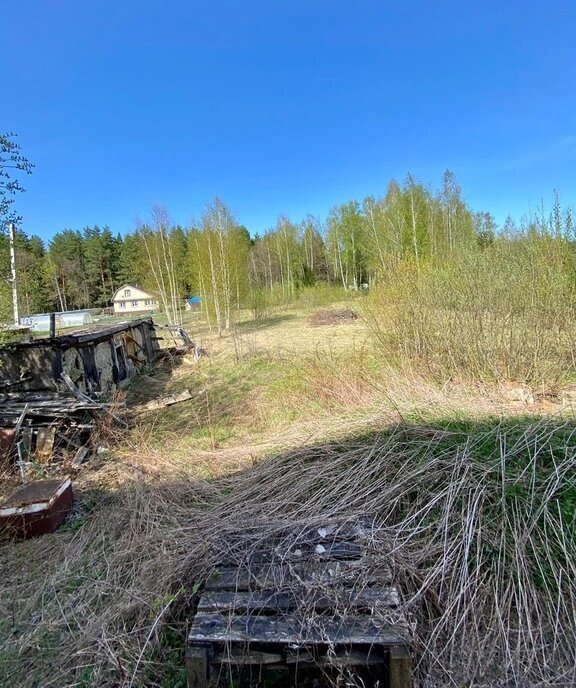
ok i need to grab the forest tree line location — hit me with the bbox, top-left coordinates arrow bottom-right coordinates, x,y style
1,170 -> 573,332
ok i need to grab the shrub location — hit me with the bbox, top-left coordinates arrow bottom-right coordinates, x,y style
364,235 -> 576,390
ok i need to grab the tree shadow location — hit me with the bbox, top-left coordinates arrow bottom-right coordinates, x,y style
3,412 -> 576,687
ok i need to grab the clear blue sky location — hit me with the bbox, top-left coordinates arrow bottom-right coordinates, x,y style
2,1 -> 576,241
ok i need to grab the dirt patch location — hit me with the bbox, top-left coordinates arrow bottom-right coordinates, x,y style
308,308 -> 359,327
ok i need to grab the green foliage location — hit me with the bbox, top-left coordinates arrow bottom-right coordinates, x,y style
451,418 -> 575,590
48,229 -> 90,309
135,206 -> 190,325
249,285 -> 271,321
365,230 -> 576,388
0,228 -> 50,319
192,198 -> 251,333
118,231 -> 147,285
82,226 -> 121,307
0,132 -> 34,226
0,169 -> 490,324
327,200 -> 367,288
5,164 -> 576,403
77,666 -> 94,687
294,283 -> 355,310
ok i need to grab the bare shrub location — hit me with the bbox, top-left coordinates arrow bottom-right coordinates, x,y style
363,236 -> 576,391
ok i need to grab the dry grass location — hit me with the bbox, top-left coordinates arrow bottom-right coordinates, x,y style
0,453 -> 208,687
3,414 -> 576,687
2,305 -> 576,687
202,415 -> 576,687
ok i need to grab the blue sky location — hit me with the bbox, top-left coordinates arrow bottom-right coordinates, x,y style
2,1 -> 576,241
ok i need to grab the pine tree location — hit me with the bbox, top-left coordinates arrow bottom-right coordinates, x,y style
48,230 -> 90,310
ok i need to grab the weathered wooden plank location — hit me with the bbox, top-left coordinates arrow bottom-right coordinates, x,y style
216,540 -> 365,567
0,397 -> 92,406
205,559 -> 391,592
143,389 -> 193,411
197,587 -> 400,614
301,541 -> 364,559
189,613 -> 406,645
313,520 -> 373,540
0,392 -> 70,400
389,645 -> 412,688
20,427 -> 34,459
213,649 -> 283,666
0,375 -> 33,389
72,445 -> 90,466
61,373 -> 128,427
285,647 -> 387,667
208,645 -> 389,669
13,403 -> 29,442
35,427 -> 56,463
269,521 -> 372,545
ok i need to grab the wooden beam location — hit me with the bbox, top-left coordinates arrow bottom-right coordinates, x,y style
189,613 -> 406,646
186,646 -> 209,688
285,647 -> 387,667
204,559 -> 391,592
212,649 -> 283,666
197,587 -> 400,614
216,540 -> 364,567
389,645 -> 412,688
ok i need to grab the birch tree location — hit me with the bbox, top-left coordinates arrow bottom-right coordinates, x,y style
194,199 -> 249,334
0,132 -> 34,226
138,205 -> 183,325
326,202 -> 367,289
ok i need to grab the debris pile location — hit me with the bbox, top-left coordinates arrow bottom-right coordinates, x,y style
1,392 -> 100,475
308,308 -> 359,327
0,318 -> 160,479
156,324 -> 207,360
0,317 -> 199,536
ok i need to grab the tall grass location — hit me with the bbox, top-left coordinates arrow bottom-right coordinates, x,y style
364,235 -> 576,390
199,416 -> 576,687
4,416 -> 574,687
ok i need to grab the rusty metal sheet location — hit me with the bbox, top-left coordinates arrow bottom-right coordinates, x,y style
0,477 -> 73,538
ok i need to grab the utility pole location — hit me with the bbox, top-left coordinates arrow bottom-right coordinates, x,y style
8,222 -> 19,326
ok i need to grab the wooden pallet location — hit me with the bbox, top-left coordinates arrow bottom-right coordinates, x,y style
187,521 -> 412,687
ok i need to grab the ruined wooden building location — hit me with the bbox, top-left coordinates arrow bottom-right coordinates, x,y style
0,318 -> 159,400
0,318 -> 160,467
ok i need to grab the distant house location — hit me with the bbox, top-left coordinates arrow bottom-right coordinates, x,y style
112,285 -> 158,316
186,295 -> 202,311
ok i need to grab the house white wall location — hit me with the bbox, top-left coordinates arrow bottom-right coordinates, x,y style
112,285 -> 158,315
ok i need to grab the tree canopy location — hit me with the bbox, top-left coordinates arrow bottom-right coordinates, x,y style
2,169 -> 575,331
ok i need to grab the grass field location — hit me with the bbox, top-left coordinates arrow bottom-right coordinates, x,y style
1,298 -> 576,688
